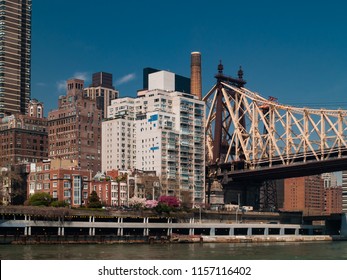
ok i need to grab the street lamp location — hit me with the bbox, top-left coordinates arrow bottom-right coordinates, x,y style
199,204 -> 202,224
235,193 -> 240,223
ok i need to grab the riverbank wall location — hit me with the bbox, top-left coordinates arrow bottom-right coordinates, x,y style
2,234 -> 345,245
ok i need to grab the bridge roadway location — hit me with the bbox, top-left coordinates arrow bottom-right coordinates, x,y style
216,156 -> 347,182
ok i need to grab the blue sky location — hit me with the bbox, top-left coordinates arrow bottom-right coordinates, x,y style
31,0 -> 347,114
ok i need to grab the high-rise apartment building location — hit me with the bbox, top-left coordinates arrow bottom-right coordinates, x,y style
102,97 -> 136,171
341,171 -> 347,213
0,0 -> 32,117
84,72 -> 118,119
48,79 -> 102,175
102,70 -> 205,205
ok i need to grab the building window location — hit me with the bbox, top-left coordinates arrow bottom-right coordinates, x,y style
52,191 -> 58,199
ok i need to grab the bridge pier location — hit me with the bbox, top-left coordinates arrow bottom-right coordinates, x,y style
341,213 -> 347,237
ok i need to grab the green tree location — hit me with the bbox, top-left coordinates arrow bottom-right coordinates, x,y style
87,191 -> 102,208
28,192 -> 53,206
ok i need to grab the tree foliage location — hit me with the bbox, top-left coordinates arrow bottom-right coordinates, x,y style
158,196 -> 180,208
128,196 -> 146,209
28,192 -> 53,206
145,199 -> 158,209
154,196 -> 180,214
87,191 -> 102,208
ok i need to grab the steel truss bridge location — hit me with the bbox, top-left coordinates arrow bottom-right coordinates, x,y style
203,63 -> 347,210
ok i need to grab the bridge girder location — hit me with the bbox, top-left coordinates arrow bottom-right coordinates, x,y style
203,71 -> 347,170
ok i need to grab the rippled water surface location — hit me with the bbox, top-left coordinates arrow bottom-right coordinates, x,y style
1,241 -> 347,260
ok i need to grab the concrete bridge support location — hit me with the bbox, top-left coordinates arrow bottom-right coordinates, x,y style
341,213 -> 347,237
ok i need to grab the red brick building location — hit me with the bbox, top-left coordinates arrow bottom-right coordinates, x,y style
324,186 -> 342,214
0,99 -> 48,166
27,159 -> 92,207
283,175 -> 325,216
48,79 -> 102,176
91,170 -> 129,207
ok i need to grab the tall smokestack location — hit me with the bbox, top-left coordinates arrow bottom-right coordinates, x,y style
190,51 -> 202,99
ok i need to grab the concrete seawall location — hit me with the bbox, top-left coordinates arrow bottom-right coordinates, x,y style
3,234 -> 344,245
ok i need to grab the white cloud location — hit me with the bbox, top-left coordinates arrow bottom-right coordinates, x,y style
73,72 -> 89,81
115,73 -> 136,86
56,80 -> 66,92
56,72 -> 89,93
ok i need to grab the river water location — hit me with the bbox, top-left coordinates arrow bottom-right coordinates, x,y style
1,241 -> 347,260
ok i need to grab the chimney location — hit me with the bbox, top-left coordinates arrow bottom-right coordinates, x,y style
190,51 -> 202,99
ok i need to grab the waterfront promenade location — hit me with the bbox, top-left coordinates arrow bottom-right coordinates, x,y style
1,206 -> 345,244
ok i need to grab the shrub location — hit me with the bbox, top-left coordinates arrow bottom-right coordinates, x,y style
51,200 -> 69,208
158,196 -> 180,208
28,192 -> 52,206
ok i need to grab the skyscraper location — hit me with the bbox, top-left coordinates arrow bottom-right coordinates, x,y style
0,0 -> 32,117
84,72 -> 119,119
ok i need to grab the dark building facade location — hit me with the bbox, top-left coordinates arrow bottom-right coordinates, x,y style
0,0 -> 32,117
84,72 -> 118,118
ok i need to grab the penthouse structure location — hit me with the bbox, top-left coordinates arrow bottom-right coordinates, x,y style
48,79 -> 102,175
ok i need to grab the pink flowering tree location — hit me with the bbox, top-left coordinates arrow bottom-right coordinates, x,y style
154,196 -> 180,214
145,200 -> 158,209
158,196 -> 180,207
128,196 -> 146,209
